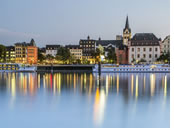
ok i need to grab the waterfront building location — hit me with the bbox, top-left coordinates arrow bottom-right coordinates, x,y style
5,46 -> 15,63
15,42 -> 28,64
123,16 -> 131,46
46,45 -> 60,57
96,37 -> 128,64
65,45 -> 82,60
27,39 -> 38,64
96,39 -> 117,57
115,45 -> 128,64
79,36 -> 96,64
161,35 -> 170,54
15,39 -> 38,64
128,33 -> 161,64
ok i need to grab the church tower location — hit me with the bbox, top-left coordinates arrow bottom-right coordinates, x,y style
123,16 -> 131,46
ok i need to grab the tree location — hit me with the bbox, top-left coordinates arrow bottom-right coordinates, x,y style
46,54 -> 54,64
131,58 -> 136,63
138,58 -> 146,64
69,54 -> 75,64
38,48 -> 46,63
56,47 -> 71,64
0,45 -> 6,63
76,59 -> 81,64
92,46 -> 104,64
157,51 -> 170,64
106,48 -> 117,64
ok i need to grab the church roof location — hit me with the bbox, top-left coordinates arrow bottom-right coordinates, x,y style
131,33 -> 160,46
132,33 -> 159,41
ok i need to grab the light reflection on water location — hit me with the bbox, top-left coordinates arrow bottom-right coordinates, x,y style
0,72 -> 170,128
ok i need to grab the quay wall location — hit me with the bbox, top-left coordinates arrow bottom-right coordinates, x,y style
37,65 -> 95,72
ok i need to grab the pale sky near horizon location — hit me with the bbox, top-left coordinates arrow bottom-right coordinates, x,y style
0,0 -> 170,47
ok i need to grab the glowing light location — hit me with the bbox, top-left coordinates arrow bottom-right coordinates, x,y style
38,74 -> 40,88
150,74 -> 156,96
164,75 -> 167,97
144,75 -> 146,92
117,74 -> 119,94
58,73 -> 61,94
131,74 -> 134,96
135,75 -> 138,99
11,73 -> 16,97
74,73 -> 76,89
106,75 -> 109,96
93,88 -> 107,127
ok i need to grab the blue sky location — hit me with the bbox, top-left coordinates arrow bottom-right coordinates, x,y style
0,0 -> 170,47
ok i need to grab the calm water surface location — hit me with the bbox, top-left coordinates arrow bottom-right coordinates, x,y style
0,72 -> 170,128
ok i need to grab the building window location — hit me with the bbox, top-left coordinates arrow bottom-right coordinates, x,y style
155,48 -> 158,51
149,48 -> 152,52
143,48 -> 146,51
132,48 -> 134,52
137,54 -> 140,58
132,54 -> 134,58
149,54 -> 152,58
137,48 -> 140,52
143,54 -> 146,58
155,54 -> 158,58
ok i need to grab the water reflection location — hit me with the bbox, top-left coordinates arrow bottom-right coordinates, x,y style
0,72 -> 170,127
0,72 -> 170,98
93,87 -> 107,126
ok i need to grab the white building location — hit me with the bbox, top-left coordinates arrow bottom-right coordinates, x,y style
161,35 -> 170,54
46,45 -> 60,57
128,33 -> 161,64
65,45 -> 82,60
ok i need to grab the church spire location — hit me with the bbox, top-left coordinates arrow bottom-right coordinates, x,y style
125,15 -> 129,29
123,15 -> 131,32
123,15 -> 131,46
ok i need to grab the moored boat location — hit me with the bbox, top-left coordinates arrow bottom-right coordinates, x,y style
93,64 -> 170,73
0,63 -> 36,72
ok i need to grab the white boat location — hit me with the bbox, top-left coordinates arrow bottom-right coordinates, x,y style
93,64 -> 170,73
0,63 -> 36,72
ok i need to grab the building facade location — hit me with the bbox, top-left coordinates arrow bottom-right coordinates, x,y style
161,35 -> 170,54
115,45 -> 128,64
5,46 -> 15,63
27,39 -> 38,64
66,45 -> 82,60
46,45 -> 60,57
15,39 -> 38,64
79,36 -> 96,64
15,42 -> 28,64
128,33 -> 161,64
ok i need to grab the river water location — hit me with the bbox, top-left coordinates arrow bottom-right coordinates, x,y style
0,72 -> 170,128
